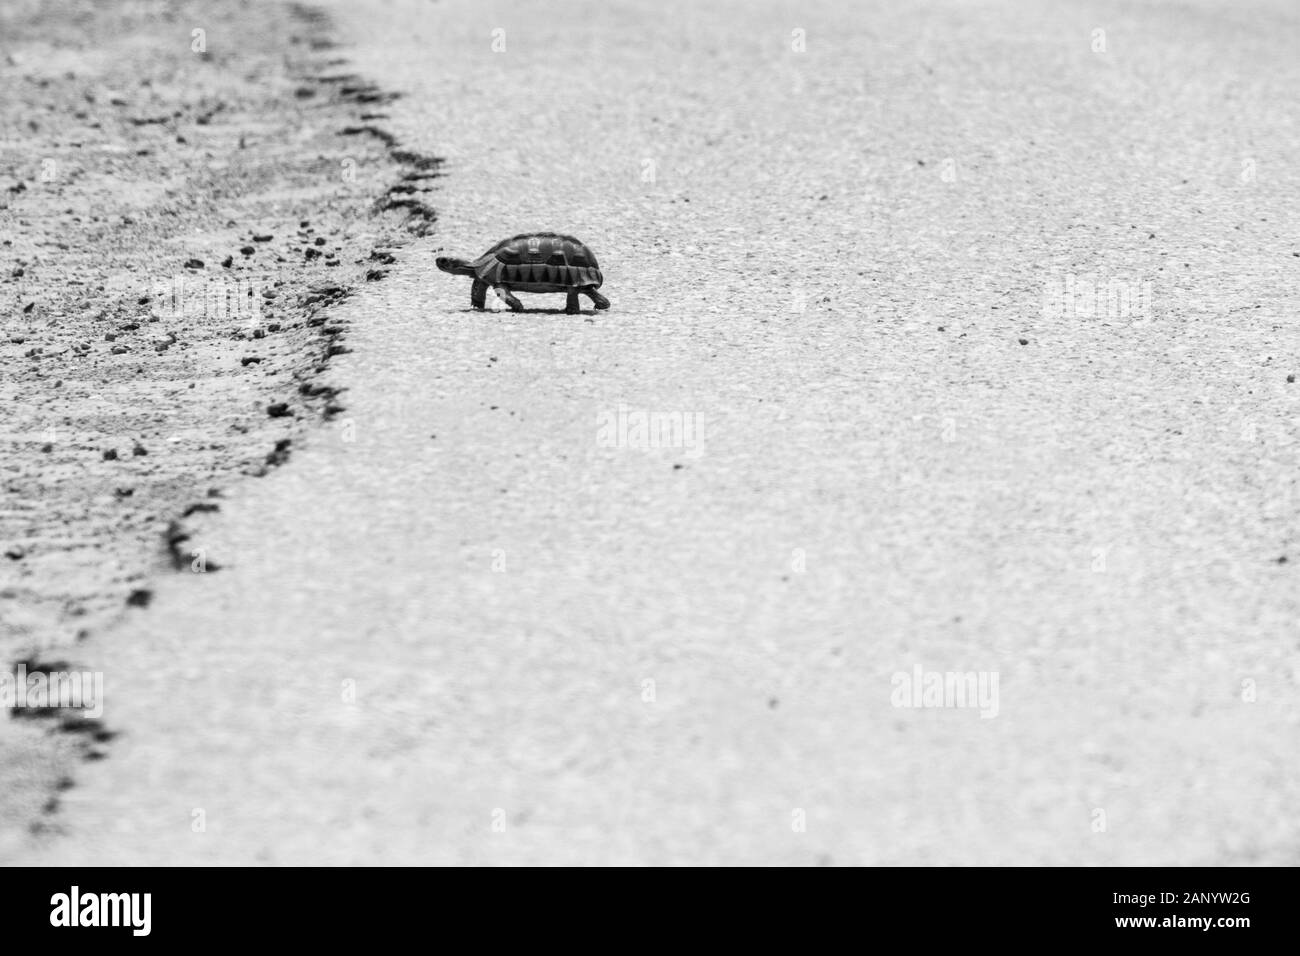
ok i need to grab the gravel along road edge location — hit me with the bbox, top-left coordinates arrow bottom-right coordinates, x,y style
0,0 -> 440,857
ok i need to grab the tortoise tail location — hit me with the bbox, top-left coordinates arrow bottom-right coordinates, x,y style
436,256 -> 477,277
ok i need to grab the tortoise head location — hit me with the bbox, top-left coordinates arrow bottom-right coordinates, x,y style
436,256 -> 476,276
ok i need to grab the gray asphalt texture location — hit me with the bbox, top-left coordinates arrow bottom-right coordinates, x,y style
35,0 -> 1300,864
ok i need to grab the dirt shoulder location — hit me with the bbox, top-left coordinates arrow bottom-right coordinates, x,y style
0,0 -> 439,852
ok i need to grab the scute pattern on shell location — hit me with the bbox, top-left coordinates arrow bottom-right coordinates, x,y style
471,232 -> 603,288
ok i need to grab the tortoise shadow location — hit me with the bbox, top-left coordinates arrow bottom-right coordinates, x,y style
456,307 -> 600,316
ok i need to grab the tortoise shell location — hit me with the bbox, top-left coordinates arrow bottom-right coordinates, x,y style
470,232 -> 603,292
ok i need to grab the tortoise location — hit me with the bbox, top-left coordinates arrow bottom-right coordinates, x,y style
436,232 -> 610,314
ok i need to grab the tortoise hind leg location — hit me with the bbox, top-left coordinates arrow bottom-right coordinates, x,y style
565,290 -> 580,315
471,279 -> 487,310
494,284 -> 523,312
582,287 -> 610,310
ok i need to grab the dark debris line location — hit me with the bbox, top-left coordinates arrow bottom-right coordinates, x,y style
0,0 -> 443,836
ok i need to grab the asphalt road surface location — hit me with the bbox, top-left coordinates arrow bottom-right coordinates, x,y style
37,0 -> 1300,864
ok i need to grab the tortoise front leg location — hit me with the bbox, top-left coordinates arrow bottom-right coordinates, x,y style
494,285 -> 523,311
471,279 -> 487,310
565,290 -> 580,314
582,287 -> 610,310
